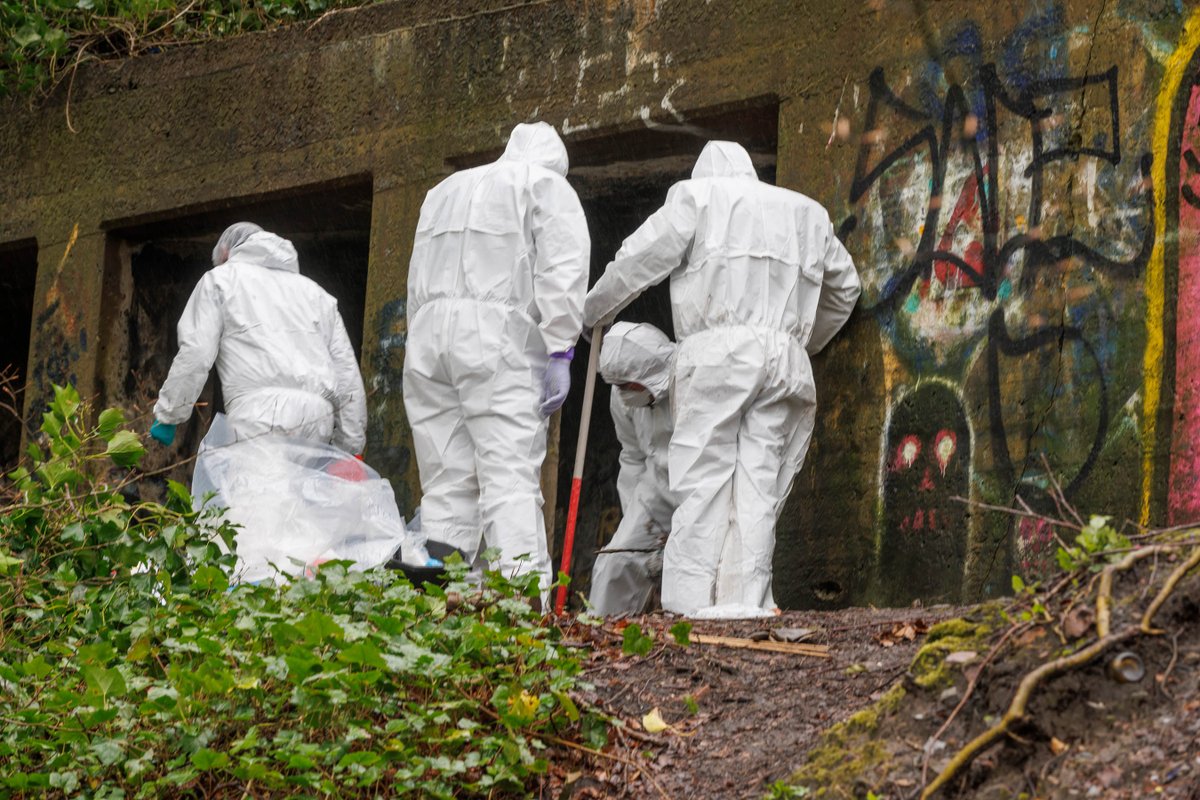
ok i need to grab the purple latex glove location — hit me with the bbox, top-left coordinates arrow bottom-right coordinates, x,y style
539,350 -> 573,417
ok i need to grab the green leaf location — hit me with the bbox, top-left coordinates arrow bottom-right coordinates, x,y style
621,623 -> 654,657
1056,547 -> 1080,572
337,751 -> 381,768
83,665 -> 127,700
41,27 -> 67,55
12,25 -> 41,48
0,551 -> 23,575
190,564 -> 229,593
581,712 -> 609,750
48,771 -> 78,793
104,430 -> 145,467
90,738 -> 124,766
669,620 -> 692,647
553,690 -> 579,722
295,610 -> 344,644
77,641 -> 117,665
337,640 -> 387,669
21,655 -> 53,679
51,383 -> 81,420
190,748 -> 229,770
37,458 -> 76,489
166,479 -> 193,507
96,408 -> 125,441
1011,574 -> 1025,593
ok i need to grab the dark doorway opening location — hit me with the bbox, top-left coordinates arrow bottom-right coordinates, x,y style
554,100 -> 780,602
0,239 -> 38,469
99,178 -> 373,491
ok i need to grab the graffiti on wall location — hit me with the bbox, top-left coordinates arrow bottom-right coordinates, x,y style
881,381 -> 970,603
1168,50 -> 1200,524
841,5 -> 1156,588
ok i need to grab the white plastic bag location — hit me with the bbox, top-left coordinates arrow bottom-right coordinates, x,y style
192,413 -> 425,583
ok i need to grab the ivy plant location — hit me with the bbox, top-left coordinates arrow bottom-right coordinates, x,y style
1,0 -> 385,98
1,385 -> 597,797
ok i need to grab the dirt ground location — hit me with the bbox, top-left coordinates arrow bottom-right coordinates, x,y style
539,565 -> 1200,800
540,605 -> 964,800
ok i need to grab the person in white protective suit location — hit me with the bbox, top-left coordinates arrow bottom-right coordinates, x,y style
582,141 -> 861,617
152,222 -> 367,452
403,122 -> 590,596
588,322 -> 676,616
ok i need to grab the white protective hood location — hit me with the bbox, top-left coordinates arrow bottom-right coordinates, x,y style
691,141 -> 757,180
500,121 -> 570,177
225,231 -> 301,273
598,322 -> 676,404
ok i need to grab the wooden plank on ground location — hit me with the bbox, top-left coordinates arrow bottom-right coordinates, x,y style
689,633 -> 831,658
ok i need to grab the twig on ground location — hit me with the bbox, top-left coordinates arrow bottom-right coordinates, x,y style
950,495 -> 1082,531
1160,631 -> 1181,700
1040,453 -> 1086,528
824,613 -> 955,634
689,633 -> 830,658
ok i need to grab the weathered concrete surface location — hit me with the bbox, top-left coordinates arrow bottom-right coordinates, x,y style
0,0 -> 1194,606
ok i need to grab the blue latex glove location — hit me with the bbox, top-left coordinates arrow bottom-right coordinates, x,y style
150,420 -> 177,446
539,352 -> 573,417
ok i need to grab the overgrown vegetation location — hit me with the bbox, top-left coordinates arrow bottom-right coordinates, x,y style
1,385 -> 595,797
0,1 -> 383,98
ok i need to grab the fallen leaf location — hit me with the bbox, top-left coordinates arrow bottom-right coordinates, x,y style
642,707 -> 671,734
1063,605 -> 1095,639
1050,737 -> 1069,756
772,627 -> 817,643
1015,627 -> 1047,647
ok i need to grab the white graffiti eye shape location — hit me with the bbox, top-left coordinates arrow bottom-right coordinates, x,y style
934,429 -> 957,476
895,435 -> 921,470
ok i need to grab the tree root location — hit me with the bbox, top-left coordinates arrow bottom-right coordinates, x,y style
921,538 -> 1199,799
920,625 -> 1138,799
1141,544 -> 1200,634
1097,546 -> 1171,637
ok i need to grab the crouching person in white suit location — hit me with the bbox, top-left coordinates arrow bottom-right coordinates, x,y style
588,322 -> 676,616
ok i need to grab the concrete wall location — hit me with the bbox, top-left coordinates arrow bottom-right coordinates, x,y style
0,0 -> 1195,607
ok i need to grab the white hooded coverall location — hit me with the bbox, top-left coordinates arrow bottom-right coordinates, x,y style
154,231 -> 367,452
583,141 -> 861,616
403,122 -> 590,590
588,322 -> 676,616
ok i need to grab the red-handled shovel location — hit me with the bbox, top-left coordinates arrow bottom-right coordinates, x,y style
554,325 -> 603,615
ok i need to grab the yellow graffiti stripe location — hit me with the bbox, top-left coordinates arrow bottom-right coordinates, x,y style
1142,9 -> 1200,527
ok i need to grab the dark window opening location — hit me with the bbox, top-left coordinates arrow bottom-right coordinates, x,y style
0,239 -> 38,469
553,99 -> 780,601
99,178 -> 373,492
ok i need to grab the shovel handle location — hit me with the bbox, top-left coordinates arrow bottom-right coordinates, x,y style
554,325 -> 603,614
